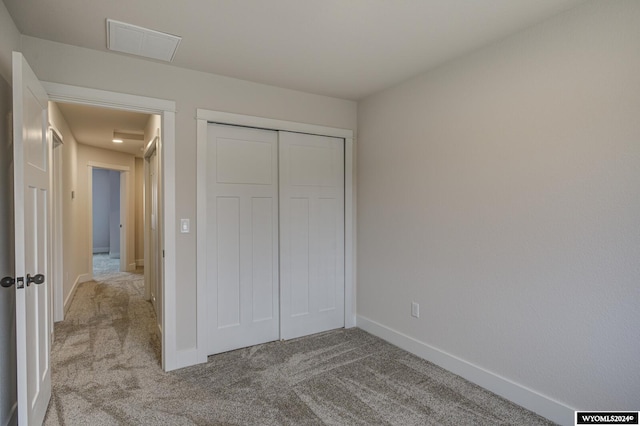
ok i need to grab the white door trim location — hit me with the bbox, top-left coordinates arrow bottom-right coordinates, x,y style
50,125 -> 64,323
143,137 -> 158,302
43,82 -> 179,372
196,109 -> 356,365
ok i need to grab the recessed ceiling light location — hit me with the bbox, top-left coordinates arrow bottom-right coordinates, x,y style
112,138 -> 124,143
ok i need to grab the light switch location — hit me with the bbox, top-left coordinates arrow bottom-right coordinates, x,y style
180,218 -> 190,233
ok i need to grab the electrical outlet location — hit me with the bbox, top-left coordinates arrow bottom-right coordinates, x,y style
411,302 -> 420,318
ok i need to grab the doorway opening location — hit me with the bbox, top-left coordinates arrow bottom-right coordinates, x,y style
91,167 -> 125,277
45,82 -> 176,371
49,98 -> 165,361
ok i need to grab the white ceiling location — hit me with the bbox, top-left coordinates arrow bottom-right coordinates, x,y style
5,0 -> 584,100
56,103 -> 151,157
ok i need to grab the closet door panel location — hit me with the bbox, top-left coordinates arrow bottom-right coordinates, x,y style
280,131 -> 345,340
206,124 -> 279,355
290,197 -> 311,316
251,197 -> 275,322
216,196 -> 241,328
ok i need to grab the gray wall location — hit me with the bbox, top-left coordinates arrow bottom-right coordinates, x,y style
357,0 -> 640,420
0,68 -> 17,426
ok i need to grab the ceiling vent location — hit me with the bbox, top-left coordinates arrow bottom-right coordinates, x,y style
107,19 -> 181,62
113,130 -> 145,142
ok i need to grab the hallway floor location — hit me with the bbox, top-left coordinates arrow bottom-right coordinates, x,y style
92,253 -> 121,277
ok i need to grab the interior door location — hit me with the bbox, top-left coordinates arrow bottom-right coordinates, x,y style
151,147 -> 162,330
206,124 -> 279,354
279,131 -> 345,340
12,51 -> 52,425
150,148 -> 158,311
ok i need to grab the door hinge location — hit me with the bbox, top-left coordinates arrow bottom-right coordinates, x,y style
162,250 -> 165,258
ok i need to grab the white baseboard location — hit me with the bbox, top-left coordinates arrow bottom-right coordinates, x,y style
127,262 -> 137,271
136,258 -> 144,267
63,273 -> 91,314
166,347 -> 205,372
356,315 -> 575,426
92,247 -> 109,254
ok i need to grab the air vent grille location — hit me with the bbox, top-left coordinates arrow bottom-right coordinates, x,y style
107,19 -> 181,62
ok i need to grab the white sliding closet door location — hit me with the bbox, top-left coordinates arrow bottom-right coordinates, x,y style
279,131 -> 345,340
206,124 -> 279,355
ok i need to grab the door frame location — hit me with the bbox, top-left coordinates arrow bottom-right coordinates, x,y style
42,82 -> 179,371
195,109 -> 356,365
144,135 -> 162,336
50,125 -> 64,323
143,136 -> 158,302
87,164 -> 129,277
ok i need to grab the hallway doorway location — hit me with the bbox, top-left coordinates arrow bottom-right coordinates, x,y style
49,99 -> 163,360
45,82 -> 177,371
91,167 -> 125,277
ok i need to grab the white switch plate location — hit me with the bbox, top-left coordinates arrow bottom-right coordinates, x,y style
180,218 -> 190,233
411,302 -> 420,318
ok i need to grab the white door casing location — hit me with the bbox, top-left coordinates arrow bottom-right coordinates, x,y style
13,51 -> 52,426
279,131 -> 345,340
42,82 -> 179,371
50,126 -> 64,323
206,124 -> 280,355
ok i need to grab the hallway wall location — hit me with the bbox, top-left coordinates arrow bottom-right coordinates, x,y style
48,102 -> 83,311
48,101 -> 140,309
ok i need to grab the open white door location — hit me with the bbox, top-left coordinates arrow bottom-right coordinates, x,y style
12,51 -> 51,425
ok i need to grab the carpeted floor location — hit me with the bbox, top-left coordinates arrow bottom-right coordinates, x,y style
44,271 -> 555,425
92,253 -> 121,276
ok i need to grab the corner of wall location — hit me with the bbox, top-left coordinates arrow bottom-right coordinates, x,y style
357,316 -> 576,426
0,1 -> 21,83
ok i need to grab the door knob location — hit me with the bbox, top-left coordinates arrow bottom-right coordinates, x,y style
26,273 -> 45,286
1,277 -> 14,288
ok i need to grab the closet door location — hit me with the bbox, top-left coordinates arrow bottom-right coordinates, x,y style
206,124 -> 279,354
279,131 -> 345,340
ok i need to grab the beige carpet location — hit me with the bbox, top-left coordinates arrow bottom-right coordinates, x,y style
44,271 -> 555,425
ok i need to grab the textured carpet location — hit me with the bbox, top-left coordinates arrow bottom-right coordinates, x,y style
92,253 -> 121,276
44,271 -> 555,425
